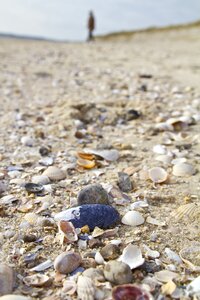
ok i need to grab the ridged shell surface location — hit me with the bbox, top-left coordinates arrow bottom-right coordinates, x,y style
171,203 -> 200,221
121,211 -> 144,226
54,204 -> 120,230
77,275 -> 95,300
172,163 -> 195,177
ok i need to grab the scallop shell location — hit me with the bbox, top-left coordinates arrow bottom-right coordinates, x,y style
179,245 -> 200,271
43,166 -> 66,181
119,244 -> 144,269
171,203 -> 200,221
148,167 -> 168,183
172,163 -> 195,177
121,211 -> 144,226
77,275 -> 95,300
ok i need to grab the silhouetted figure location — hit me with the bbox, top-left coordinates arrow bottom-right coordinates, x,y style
87,11 -> 95,41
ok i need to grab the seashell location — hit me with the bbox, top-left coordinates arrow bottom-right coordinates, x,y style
112,284 -> 153,300
171,203 -> 200,221
77,239 -> 87,250
130,199 -> 148,209
62,279 -> 77,295
58,220 -> 78,244
84,148 -> 119,162
119,244 -> 144,269
171,157 -> 187,165
179,245 -> 200,271
187,276 -> 200,294
83,268 -> 105,282
43,166 -> 66,181
121,211 -> 144,226
77,158 -> 96,169
155,155 -> 173,165
24,182 -> 44,193
54,204 -> 120,230
153,144 -> 167,155
161,280 -> 177,295
0,296 -> 31,300
146,216 -> 166,226
164,248 -> 182,264
155,270 -> 178,283
0,194 -> 17,205
21,136 -> 34,146
155,122 -> 173,131
78,184 -> 109,205
166,118 -> 188,131
77,275 -> 95,300
39,157 -> 54,166
32,175 -> 50,185
95,251 -> 105,265
77,152 -> 95,161
0,264 -> 15,296
100,244 -> 120,260
148,167 -> 168,183
143,245 -> 160,259
30,260 -> 53,272
172,163 -> 195,177
23,274 -> 50,287
54,251 -> 82,274
104,261 -> 133,285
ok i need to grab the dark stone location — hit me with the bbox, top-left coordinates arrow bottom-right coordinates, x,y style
88,238 -> 104,249
78,184 -> 110,205
118,172 -> 133,192
126,109 -> 141,121
24,183 -> 44,194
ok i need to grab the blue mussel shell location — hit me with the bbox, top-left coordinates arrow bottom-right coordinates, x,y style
54,204 -> 120,230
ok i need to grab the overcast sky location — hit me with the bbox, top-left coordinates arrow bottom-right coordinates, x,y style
0,0 -> 199,41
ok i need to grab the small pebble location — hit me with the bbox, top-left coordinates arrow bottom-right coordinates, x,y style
54,252 -> 82,274
0,264 -> 15,296
104,261 -> 133,284
100,244 -> 120,260
78,183 -> 109,205
118,172 -> 133,192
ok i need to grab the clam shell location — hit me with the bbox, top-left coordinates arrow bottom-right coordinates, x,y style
148,167 -> 168,183
32,175 -> 50,185
58,220 -> 78,243
155,155 -> 173,165
172,163 -> 195,177
153,144 -> 167,155
77,275 -> 95,300
155,270 -> 178,283
84,148 -> 119,161
171,203 -> 200,221
54,204 -> 120,230
119,244 -> 144,269
43,166 -> 66,181
121,211 -> 145,226
179,245 -> 200,271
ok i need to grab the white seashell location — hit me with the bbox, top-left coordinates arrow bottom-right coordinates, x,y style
155,270 -> 178,283
43,166 -> 66,181
130,199 -> 148,209
21,136 -> 34,146
95,251 -> 105,265
172,163 -> 195,177
187,276 -> 200,294
155,122 -> 173,131
8,171 -> 21,178
148,167 -> 168,183
30,259 -> 53,272
110,239 -> 122,246
32,175 -> 50,185
62,279 -> 77,295
0,296 -> 31,300
84,148 -> 119,161
153,144 -> 167,155
119,244 -> 144,269
121,211 -> 145,226
155,155 -> 172,165
166,118 -> 188,131
78,239 -> 87,250
171,157 -> 187,165
39,157 -> 54,166
143,245 -> 160,259
146,216 -> 166,226
77,275 -> 95,300
164,248 -> 182,264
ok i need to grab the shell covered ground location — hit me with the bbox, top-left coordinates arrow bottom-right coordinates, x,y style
0,25 -> 200,299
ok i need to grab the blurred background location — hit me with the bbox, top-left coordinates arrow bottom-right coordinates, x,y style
0,0 -> 199,41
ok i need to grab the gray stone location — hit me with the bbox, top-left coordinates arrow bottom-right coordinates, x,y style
118,172 -> 133,192
104,260 -> 133,284
78,184 -> 109,205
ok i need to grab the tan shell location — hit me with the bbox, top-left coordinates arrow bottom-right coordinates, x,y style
58,220 -> 78,244
155,270 -> 178,283
77,275 -> 95,300
172,163 -> 195,177
171,203 -> 200,221
43,166 -> 66,181
24,212 -> 40,225
179,245 -> 200,271
121,211 -> 145,226
23,274 -> 50,287
148,167 -> 168,183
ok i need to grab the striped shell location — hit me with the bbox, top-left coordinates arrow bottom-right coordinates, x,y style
171,203 -> 200,221
172,163 -> 195,177
77,275 -> 95,300
43,166 -> 66,181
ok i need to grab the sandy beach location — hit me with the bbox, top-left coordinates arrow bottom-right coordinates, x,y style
0,24 -> 200,299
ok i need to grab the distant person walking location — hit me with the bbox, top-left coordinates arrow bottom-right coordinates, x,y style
87,11 -> 95,41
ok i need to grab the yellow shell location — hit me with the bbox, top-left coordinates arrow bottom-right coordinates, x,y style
77,158 -> 95,169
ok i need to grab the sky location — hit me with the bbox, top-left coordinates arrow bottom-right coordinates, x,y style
0,0 -> 199,41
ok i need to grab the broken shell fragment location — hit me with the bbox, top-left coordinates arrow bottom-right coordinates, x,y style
54,204 -> 120,230
23,274 -> 50,287
148,167 -> 168,183
171,203 -> 200,221
112,284 -> 152,300
58,220 -> 78,243
172,163 -> 195,177
155,270 -> 178,283
43,166 -> 66,181
153,144 -> 167,155
119,244 -> 144,269
179,245 -> 200,271
121,211 -> 145,226
84,148 -> 119,161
